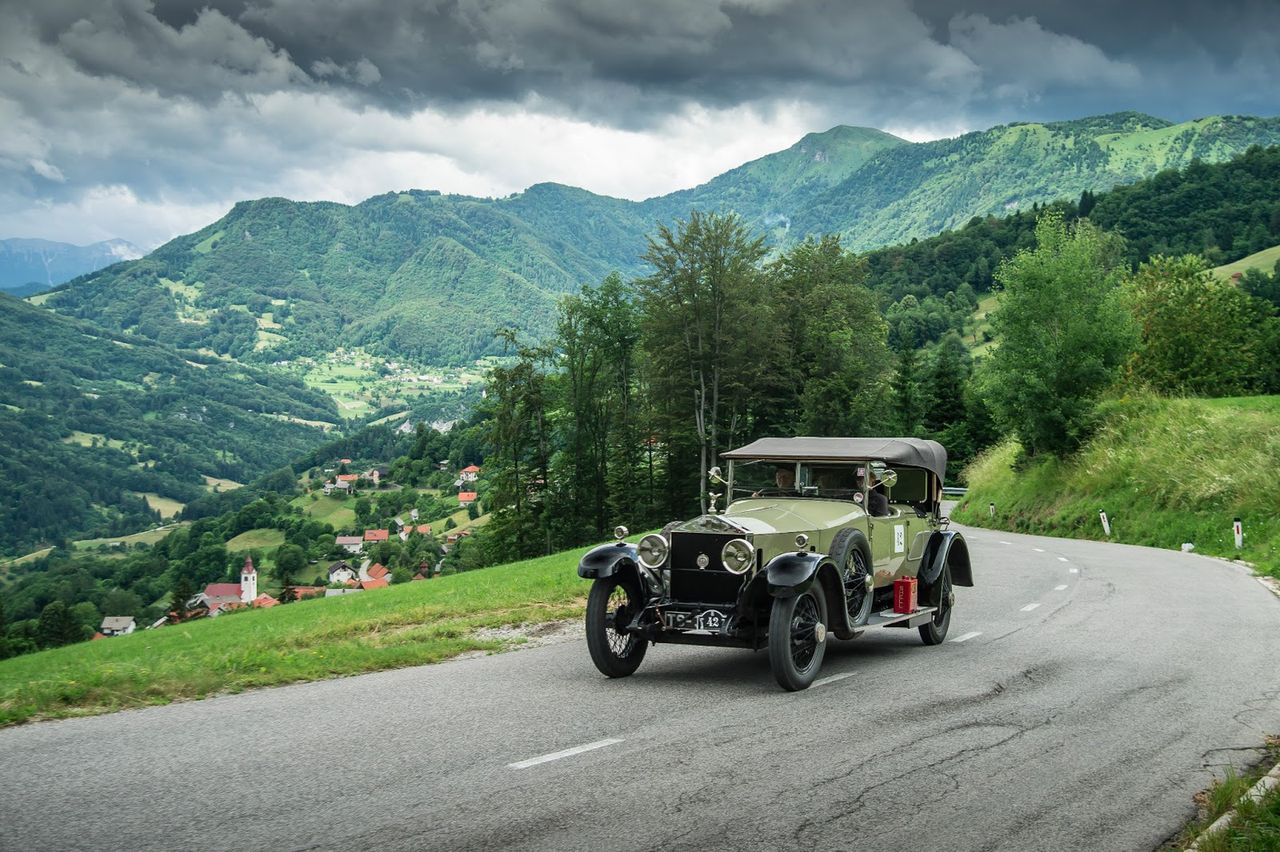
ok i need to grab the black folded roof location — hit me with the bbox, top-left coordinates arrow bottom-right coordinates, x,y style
722,437 -> 948,482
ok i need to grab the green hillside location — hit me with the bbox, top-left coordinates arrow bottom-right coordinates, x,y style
0,541 -> 590,726
0,294 -> 339,555
44,112 -> 1280,366
953,395 -> 1280,578
1214,244 -> 1280,280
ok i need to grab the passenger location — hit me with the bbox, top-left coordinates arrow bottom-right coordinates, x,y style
866,472 -> 890,516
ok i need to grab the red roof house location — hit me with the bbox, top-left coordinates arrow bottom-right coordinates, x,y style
364,529 -> 390,542
457,491 -> 477,506
358,578 -> 389,590
337,473 -> 360,483
252,594 -> 279,608
367,563 -> 390,581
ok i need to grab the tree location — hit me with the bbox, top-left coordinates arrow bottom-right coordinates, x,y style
923,332 -> 971,434
985,213 -> 1136,457
391,566 -> 412,584
638,211 -> 768,515
891,342 -> 924,436
37,601 -> 83,648
1124,254 -> 1267,396
275,544 -> 306,586
170,574 -> 195,621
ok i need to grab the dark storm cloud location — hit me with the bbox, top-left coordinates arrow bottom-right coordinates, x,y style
1,0 -> 1278,246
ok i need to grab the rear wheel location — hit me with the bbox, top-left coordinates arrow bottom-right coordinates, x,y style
768,586 -> 829,691
919,564 -> 953,645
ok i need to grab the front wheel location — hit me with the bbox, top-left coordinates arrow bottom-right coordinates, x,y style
585,576 -> 648,678
919,565 -> 953,645
768,586 -> 829,691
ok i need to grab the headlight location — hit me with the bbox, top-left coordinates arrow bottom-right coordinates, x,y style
637,533 -> 669,569
721,538 -> 754,574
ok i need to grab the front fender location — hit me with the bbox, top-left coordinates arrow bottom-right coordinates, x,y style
918,530 -> 973,597
578,542 -> 641,580
765,551 -> 827,598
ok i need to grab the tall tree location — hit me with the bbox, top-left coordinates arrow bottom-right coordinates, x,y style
638,211 -> 767,514
891,342 -> 924,436
985,213 -> 1136,457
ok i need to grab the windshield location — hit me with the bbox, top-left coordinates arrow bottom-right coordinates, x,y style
729,460 -> 869,503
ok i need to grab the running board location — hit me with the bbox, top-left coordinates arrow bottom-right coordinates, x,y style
855,607 -> 938,632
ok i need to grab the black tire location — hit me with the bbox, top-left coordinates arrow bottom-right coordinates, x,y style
585,575 -> 648,678
919,564 -> 953,645
830,528 -> 874,628
768,586 -> 829,691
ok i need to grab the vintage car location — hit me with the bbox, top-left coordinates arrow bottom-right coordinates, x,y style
577,437 -> 973,690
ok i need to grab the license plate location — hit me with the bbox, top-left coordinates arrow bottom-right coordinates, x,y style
665,609 -> 727,631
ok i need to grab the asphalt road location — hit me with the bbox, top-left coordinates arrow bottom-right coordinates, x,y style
2,524 -> 1278,852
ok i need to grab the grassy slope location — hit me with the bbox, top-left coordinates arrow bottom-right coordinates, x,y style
1213,243 -> 1280,280
0,544 -> 592,727
953,396 -> 1280,578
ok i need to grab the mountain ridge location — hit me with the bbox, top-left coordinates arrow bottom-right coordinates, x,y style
41,111 -> 1280,364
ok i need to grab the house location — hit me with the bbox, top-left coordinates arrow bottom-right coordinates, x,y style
446,533 -> 460,545
460,464 -> 480,482
99,616 -> 136,636
324,479 -> 352,496
328,560 -> 358,584
357,578 -> 389,590
412,572 -> 428,581
364,529 -> 390,543
252,594 -> 279,608
410,508 -> 419,521
335,535 -> 364,554
367,563 -> 390,582
337,473 -> 360,484
339,458 -> 352,465
397,420 -> 415,435
368,466 -> 390,486
457,491 -> 477,507
398,524 -> 432,542
285,586 -> 323,601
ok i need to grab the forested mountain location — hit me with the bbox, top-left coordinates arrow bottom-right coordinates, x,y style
44,113 -> 1280,365
0,238 -> 142,295
0,294 -> 338,555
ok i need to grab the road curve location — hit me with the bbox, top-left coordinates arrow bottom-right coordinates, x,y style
1,523 -> 1278,852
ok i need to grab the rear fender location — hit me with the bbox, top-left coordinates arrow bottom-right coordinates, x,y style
917,530 -> 973,606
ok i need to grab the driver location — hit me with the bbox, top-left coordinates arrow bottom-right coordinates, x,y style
754,465 -> 796,496
866,471 -> 890,516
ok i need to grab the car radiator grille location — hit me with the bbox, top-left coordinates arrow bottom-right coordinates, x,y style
669,532 -> 746,605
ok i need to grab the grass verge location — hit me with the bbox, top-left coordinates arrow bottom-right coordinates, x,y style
1167,737 -> 1280,850
953,395 -> 1280,579
0,544 -> 593,727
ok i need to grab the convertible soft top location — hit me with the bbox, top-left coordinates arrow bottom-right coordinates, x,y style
722,437 -> 948,483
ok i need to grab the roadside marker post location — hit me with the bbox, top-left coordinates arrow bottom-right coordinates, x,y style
1234,518 -> 1243,549
989,502 -> 995,518
1099,509 -> 1112,537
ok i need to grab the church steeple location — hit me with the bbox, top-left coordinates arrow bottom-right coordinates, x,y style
240,556 -> 258,603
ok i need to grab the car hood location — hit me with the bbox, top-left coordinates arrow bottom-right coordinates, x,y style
678,499 -> 866,536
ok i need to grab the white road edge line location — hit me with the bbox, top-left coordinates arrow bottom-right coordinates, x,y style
1069,568 -> 1080,574
953,631 -> 983,643
1057,557 -> 1069,562
1054,584 -> 1068,591
509,738 -> 623,769
812,671 -> 856,689
999,540 -> 1012,545
1021,602 -> 1041,612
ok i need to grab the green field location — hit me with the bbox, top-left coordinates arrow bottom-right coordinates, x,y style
1213,243 -> 1280,280
225,528 -> 286,551
1,548 -> 53,572
296,494 -> 358,528
62,430 -> 126,450
953,395 -> 1280,578
202,475 -> 242,492
134,492 -> 185,519
967,293 -> 998,357
0,544 -> 594,726
74,523 -> 188,551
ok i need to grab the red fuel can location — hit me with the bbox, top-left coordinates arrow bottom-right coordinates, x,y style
893,577 -> 918,614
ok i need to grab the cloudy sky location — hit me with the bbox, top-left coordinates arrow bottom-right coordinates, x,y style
2,0 -> 1278,248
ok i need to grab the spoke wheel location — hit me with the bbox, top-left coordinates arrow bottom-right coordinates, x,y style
919,564 -> 953,645
768,587 -> 829,691
585,576 -> 648,678
844,548 -> 874,627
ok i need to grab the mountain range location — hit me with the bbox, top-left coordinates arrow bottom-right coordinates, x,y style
0,238 -> 142,296
42,112 -> 1280,365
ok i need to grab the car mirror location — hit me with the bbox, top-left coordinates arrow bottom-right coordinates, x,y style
871,463 -> 898,489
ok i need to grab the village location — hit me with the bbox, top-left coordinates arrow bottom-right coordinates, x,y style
88,448 -> 486,638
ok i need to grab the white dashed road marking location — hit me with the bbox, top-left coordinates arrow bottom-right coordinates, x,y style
1033,547 -> 1045,553
812,672 -> 857,689
1054,584 -> 1068,591
509,739 -> 623,769
1069,568 -> 1079,574
1021,603 -> 1042,612
953,631 -> 983,643
1057,557 -> 1069,563
999,541 -> 1012,545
